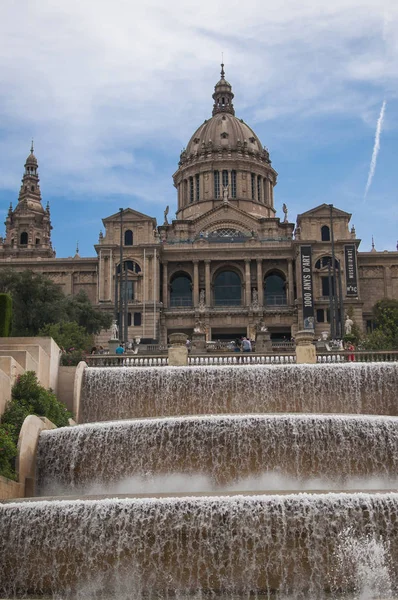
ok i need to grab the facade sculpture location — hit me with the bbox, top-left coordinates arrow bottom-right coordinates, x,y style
0,65 -> 397,347
344,316 -> 354,335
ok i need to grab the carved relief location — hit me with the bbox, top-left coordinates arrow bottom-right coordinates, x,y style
358,266 -> 384,278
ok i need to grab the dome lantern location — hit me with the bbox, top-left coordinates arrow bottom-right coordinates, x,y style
212,63 -> 235,116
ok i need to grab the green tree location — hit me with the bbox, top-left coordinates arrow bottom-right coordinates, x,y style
0,270 -> 111,338
0,270 -> 65,336
38,321 -> 93,352
62,290 -> 112,334
361,299 -> 398,351
0,293 -> 13,337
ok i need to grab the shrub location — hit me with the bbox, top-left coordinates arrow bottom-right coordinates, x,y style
0,425 -> 17,480
0,372 -> 72,479
60,349 -> 87,366
0,293 -> 12,337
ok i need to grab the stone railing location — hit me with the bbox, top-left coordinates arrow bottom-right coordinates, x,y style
188,354 -> 296,365
85,350 -> 398,368
85,353 -> 297,367
85,355 -> 169,367
317,350 -> 398,363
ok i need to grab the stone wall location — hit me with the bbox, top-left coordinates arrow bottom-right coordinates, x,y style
0,476 -> 23,500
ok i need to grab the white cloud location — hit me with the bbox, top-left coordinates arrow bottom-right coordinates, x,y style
0,0 -> 398,206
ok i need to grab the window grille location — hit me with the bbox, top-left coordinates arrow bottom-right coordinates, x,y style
214,171 -> 220,198
251,173 -> 256,200
231,170 -> 237,198
189,177 -> 194,203
195,174 -> 200,201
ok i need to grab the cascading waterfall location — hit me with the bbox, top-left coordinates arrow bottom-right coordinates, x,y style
1,494 -> 398,599
1,361 -> 398,598
81,363 -> 398,422
37,414 -> 398,496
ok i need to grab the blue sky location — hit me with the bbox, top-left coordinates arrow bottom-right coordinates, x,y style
1,0 -> 397,257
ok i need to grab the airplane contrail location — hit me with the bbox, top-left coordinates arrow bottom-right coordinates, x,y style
364,100 -> 386,199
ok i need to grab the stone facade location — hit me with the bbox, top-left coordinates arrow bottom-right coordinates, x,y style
1,66 -> 397,345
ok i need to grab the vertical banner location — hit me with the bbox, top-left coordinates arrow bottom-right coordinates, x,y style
344,245 -> 358,297
300,245 -> 315,329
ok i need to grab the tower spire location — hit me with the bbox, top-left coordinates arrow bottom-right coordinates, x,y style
30,139 -> 34,154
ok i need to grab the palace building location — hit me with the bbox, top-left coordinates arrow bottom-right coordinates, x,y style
1,66 -> 397,345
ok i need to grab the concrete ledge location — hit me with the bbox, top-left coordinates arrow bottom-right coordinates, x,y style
57,366 -> 77,413
17,415 -> 56,497
0,369 -> 12,417
0,344 -> 49,388
0,475 -> 23,500
0,349 -> 39,375
0,337 -> 61,392
73,361 -> 87,424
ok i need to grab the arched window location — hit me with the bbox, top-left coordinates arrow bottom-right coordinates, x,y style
321,225 -> 330,241
264,272 -> 287,306
170,273 -> 192,307
20,232 -> 28,245
214,271 -> 242,306
124,230 -> 133,245
117,260 -> 141,274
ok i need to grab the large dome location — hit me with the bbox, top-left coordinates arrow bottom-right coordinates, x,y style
186,112 -> 264,156
173,65 -> 277,221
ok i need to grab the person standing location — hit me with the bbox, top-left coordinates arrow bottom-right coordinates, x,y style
242,337 -> 252,352
115,343 -> 125,365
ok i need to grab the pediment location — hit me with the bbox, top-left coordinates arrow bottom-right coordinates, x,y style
297,203 -> 351,220
191,203 -> 261,229
102,208 -> 156,225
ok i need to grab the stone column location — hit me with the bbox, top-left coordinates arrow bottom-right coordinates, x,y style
256,259 -> 263,306
162,262 -> 168,307
205,260 -> 211,306
168,333 -> 188,366
295,330 -> 316,364
245,259 -> 251,306
193,260 -> 199,306
288,259 -> 294,305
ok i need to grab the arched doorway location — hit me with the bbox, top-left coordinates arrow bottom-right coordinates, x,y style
214,270 -> 242,306
170,273 -> 192,307
264,272 -> 287,306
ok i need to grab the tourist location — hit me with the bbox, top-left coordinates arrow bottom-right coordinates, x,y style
115,343 -> 125,364
347,342 -> 355,362
90,346 -> 97,355
242,337 -> 252,352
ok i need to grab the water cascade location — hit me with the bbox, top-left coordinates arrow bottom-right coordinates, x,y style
81,363 -> 398,422
37,414 -> 398,495
1,362 -> 398,599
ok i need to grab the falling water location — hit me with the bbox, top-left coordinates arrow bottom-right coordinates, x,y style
37,414 -> 398,496
1,494 -> 398,599
81,363 -> 398,422
2,361 -> 398,598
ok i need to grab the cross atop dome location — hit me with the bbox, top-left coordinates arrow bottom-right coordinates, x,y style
212,63 -> 235,116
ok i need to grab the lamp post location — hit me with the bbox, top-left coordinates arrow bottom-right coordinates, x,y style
119,208 -> 124,342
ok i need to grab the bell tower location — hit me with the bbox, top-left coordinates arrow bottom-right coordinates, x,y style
0,143 -> 55,258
